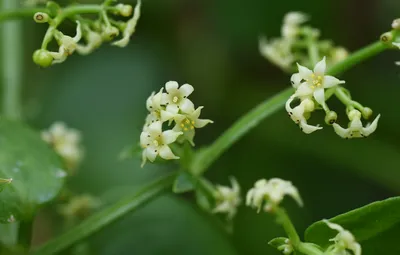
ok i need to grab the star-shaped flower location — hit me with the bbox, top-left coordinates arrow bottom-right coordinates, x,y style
295,57 -> 345,110
140,121 -> 182,167
323,220 -> 361,255
162,81 -> 195,114
213,177 -> 241,220
332,110 -> 380,139
172,106 -> 213,145
286,97 -> 322,134
51,21 -> 82,64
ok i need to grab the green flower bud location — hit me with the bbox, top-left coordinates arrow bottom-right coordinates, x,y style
33,49 -> 53,67
362,107 -> 373,119
380,32 -> 393,44
116,4 -> 133,17
101,26 -> 120,41
33,12 -> 50,23
392,18 -> 400,30
325,111 -> 338,125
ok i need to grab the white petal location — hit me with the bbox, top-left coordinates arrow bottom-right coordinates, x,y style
162,130 -> 182,144
141,150 -> 147,168
148,121 -> 162,135
299,120 -> 322,134
194,119 -> 213,128
313,57 -> 326,75
166,104 -> 179,114
313,88 -> 326,110
146,92 -> 155,111
295,83 -> 313,97
393,42 -> 400,49
159,145 -> 179,160
362,114 -> 380,137
140,131 -> 151,147
160,110 -> 174,122
324,220 -> 345,232
191,106 -> 203,119
165,81 -> 179,92
297,63 -> 313,80
324,75 -> 345,88
333,123 -> 350,138
285,95 -> 296,114
179,84 -> 194,97
290,73 -> 302,88
184,129 -> 195,146
179,98 -> 195,113
145,147 -> 158,162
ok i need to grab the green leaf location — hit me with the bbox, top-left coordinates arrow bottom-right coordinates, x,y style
173,171 -> 195,194
305,197 -> 400,254
0,119 -> 65,222
268,237 -> 288,249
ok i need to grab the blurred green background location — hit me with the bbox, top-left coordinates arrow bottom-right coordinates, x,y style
9,0 -> 400,254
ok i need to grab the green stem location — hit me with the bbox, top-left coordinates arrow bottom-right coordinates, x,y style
191,40 -> 389,176
18,220 -> 33,250
32,173 -> 176,255
0,8 -> 46,22
2,0 -> 23,120
308,40 -> 319,66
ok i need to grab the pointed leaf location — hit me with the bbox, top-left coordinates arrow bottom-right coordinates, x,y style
173,171 -> 195,194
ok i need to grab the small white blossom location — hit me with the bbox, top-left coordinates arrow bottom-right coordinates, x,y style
286,97 -> 322,134
140,121 -> 182,167
323,220 -> 361,255
331,47 -> 349,63
172,106 -> 213,145
113,0 -> 141,47
277,239 -> 294,255
332,110 -> 380,139
392,18 -> 400,30
161,81 -> 195,114
259,37 -> 294,70
281,12 -> 308,39
246,178 -> 302,212
41,122 -> 83,173
51,21 -> 82,64
101,25 -> 120,41
76,30 -> 103,55
295,57 -> 345,110
213,177 -> 241,220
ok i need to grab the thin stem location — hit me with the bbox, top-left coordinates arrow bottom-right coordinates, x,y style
191,40 -> 389,176
307,39 -> 319,66
18,220 -> 33,249
2,0 -> 23,120
33,172 -> 176,255
0,8 -> 46,22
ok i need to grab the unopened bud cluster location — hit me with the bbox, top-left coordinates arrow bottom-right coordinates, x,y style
259,12 -> 348,72
32,0 -> 141,67
286,57 -> 380,138
140,81 -> 213,167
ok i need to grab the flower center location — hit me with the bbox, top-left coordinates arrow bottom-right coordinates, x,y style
152,139 -> 159,147
309,73 -> 323,89
180,118 -> 195,131
172,96 -> 179,103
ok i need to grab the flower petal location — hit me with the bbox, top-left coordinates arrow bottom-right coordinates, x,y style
140,131 -> 151,147
194,119 -> 213,128
299,121 -> 322,134
295,83 -> 313,97
313,88 -> 326,110
162,130 -> 182,144
179,98 -> 195,113
160,110 -> 174,122
184,130 -> 195,146
166,104 -> 179,114
290,73 -> 302,88
148,121 -> 162,135
165,81 -> 179,92
393,42 -> 400,49
145,147 -> 158,162
297,63 -> 313,80
324,75 -> 345,88
191,106 -> 203,119
362,114 -> 380,137
313,57 -> 326,75
179,84 -> 194,97
159,145 -> 179,160
285,95 -> 296,114
332,123 -> 350,138
141,150 -> 147,168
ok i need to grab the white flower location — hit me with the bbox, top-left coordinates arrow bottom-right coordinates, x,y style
295,57 -> 345,110
392,18 -> 400,29
51,21 -> 82,64
143,89 -> 174,129
323,220 -> 361,255
281,12 -> 308,39
331,47 -> 348,63
246,178 -> 303,212
333,110 -> 380,139
41,122 -> 83,173
172,106 -> 213,145
113,0 -> 141,47
76,30 -> 103,55
161,81 -> 195,114
140,121 -> 182,167
213,177 -> 241,220
259,37 -> 294,70
286,97 -> 322,134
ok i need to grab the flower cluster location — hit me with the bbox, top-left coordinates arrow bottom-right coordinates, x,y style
246,178 -> 302,212
286,57 -> 380,138
140,81 -> 213,167
323,220 -> 361,255
212,177 -> 241,220
260,12 -> 348,72
41,122 -> 84,174
32,0 -> 141,67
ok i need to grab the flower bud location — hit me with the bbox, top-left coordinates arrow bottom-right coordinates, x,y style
348,109 -> 361,121
325,111 -> 338,125
101,26 -> 120,41
392,18 -> 400,30
362,107 -> 373,119
33,49 -> 53,67
380,32 -> 393,44
116,4 -> 133,17
33,12 -> 50,23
